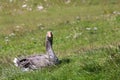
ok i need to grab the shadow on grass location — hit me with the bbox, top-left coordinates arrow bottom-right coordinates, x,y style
59,58 -> 71,64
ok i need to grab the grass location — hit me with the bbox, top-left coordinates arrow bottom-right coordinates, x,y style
0,0 -> 120,80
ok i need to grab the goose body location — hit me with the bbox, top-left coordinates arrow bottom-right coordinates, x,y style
13,31 -> 59,71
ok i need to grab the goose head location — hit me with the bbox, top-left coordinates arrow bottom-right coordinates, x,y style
46,31 -> 53,46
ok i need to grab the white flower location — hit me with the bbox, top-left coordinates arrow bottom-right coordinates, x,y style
31,38 -> 35,40
5,37 -> 9,42
76,16 -> 80,20
93,27 -> 98,30
113,11 -> 117,14
5,36 -> 8,38
5,39 -> 9,42
65,0 -> 71,4
72,21 -> 75,24
16,25 -> 20,28
37,5 -> 44,11
44,0 -> 47,1
9,0 -> 13,2
73,33 -> 82,39
9,33 -> 15,37
22,4 -> 27,8
113,11 -> 120,15
86,28 -> 91,30
13,58 -> 18,67
27,7 -> 32,11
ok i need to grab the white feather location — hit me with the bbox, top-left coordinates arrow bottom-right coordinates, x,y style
13,58 -> 18,67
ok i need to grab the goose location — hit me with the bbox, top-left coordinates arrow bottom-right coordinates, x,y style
13,31 -> 59,71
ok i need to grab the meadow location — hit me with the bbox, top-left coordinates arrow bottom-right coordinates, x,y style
0,0 -> 120,80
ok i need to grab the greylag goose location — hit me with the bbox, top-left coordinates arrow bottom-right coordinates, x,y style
13,31 -> 59,71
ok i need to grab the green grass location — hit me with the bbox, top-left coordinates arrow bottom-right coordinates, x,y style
0,0 -> 120,80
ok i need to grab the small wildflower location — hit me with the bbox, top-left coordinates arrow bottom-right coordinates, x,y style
37,5 -> 44,11
76,16 -> 80,20
31,38 -> 35,40
22,4 -> 27,8
113,11 -> 117,14
37,24 -> 44,30
73,33 -> 82,39
21,24 -> 25,26
93,27 -> 98,30
5,39 -> 9,42
113,11 -> 120,15
27,7 -> 32,11
37,23 -> 43,27
86,27 -> 91,30
16,25 -> 20,28
15,25 -> 21,31
72,21 -> 75,24
9,0 -> 13,2
5,36 -> 9,39
9,33 -> 15,37
5,37 -> 10,44
44,0 -> 47,1
65,0 -> 71,4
